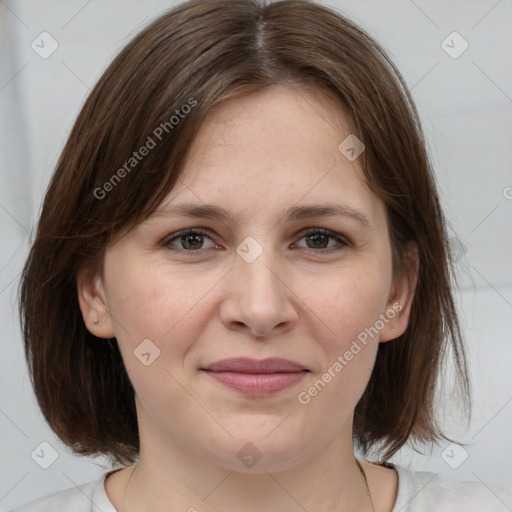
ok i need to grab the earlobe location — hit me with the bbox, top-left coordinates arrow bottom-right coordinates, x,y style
380,241 -> 419,342
76,268 -> 115,338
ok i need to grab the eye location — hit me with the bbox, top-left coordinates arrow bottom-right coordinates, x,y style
163,228 -> 218,253
293,228 -> 348,253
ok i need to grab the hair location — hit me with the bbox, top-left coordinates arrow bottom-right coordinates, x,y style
18,0 -> 471,467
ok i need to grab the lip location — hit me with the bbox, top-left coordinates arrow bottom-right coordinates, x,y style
201,358 -> 309,396
202,357 -> 308,373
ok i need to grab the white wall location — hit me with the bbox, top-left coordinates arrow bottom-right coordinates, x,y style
1,0 -> 511,509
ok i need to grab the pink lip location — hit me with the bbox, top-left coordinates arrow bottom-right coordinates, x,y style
201,358 -> 309,396
202,357 -> 307,373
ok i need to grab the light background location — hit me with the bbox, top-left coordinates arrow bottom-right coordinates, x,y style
0,0 -> 511,509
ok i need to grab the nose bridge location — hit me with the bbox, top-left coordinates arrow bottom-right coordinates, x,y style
225,234 -> 295,336
234,234 -> 281,299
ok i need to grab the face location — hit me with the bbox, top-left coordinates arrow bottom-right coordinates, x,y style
78,84 -> 415,472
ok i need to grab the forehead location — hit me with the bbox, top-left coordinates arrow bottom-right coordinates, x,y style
190,83 -> 356,164
151,84 -> 384,227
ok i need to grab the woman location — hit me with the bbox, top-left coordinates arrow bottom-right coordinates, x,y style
14,0 -> 512,510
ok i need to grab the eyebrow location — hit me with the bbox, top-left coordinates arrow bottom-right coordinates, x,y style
149,203 -> 372,228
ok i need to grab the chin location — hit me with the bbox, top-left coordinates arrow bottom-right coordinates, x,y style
201,427 -> 316,474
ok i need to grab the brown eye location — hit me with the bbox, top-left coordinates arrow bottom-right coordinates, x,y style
294,229 -> 348,253
164,229 -> 216,252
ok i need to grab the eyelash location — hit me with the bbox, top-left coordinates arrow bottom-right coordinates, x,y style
162,228 -> 349,255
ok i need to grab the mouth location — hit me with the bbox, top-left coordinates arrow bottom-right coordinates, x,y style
200,357 -> 310,396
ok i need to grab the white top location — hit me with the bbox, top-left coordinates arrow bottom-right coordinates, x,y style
9,463 -> 512,511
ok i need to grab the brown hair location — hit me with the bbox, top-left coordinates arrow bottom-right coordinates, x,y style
18,0 -> 470,467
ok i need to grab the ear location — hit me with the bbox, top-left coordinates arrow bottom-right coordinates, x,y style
379,241 -> 419,342
76,266 -> 115,339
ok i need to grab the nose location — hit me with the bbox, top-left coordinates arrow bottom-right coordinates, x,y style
219,244 -> 298,339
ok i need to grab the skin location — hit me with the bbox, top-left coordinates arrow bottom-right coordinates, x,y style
77,83 -> 418,512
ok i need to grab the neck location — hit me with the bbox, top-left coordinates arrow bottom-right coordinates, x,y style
111,424 -> 374,512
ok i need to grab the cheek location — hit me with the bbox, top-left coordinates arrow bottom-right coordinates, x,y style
295,265 -> 390,403
308,266 -> 390,347
106,252 -> 212,337
295,309 -> 380,430
105,256 -> 222,396
105,266 -> 206,420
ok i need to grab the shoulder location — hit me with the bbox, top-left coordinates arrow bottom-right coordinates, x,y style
392,463 -> 512,512
8,472 -> 115,512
